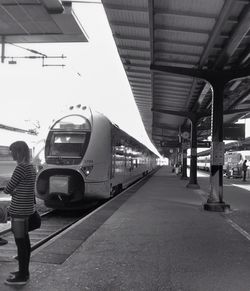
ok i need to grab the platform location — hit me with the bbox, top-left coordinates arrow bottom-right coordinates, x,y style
1,166 -> 250,290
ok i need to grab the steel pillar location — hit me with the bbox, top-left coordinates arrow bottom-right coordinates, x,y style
186,119 -> 200,188
181,145 -> 188,180
204,83 -> 230,211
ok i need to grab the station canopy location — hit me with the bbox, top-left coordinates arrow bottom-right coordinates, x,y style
0,0 -> 87,43
102,0 -> 250,156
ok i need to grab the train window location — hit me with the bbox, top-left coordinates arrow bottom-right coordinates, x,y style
132,159 -> 138,168
52,115 -> 91,131
49,133 -> 87,157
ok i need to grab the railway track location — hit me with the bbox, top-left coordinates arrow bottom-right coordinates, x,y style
0,168 -> 159,262
0,200 -> 103,262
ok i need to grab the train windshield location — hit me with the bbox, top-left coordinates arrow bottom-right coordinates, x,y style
48,133 -> 87,157
46,115 -> 91,161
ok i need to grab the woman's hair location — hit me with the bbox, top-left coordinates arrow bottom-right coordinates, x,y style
9,141 -> 30,164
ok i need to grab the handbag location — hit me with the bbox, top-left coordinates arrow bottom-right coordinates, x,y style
0,202 -> 9,223
28,210 -> 41,232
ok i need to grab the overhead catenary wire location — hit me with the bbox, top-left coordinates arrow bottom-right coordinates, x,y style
7,43 -> 47,57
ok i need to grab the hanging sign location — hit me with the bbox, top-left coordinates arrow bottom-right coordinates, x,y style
211,142 -> 224,165
223,123 -> 245,140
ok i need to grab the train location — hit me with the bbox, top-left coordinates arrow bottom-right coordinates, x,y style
193,150 -> 250,178
224,150 -> 250,178
35,105 -> 158,209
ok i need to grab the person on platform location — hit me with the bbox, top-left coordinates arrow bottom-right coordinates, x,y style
2,141 -> 36,286
242,160 -> 248,182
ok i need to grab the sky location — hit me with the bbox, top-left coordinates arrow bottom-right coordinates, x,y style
0,1 -> 160,155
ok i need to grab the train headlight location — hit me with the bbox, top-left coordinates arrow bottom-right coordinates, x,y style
36,165 -> 43,173
81,166 -> 93,176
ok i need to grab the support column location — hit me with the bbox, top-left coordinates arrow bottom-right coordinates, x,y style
186,119 -> 200,188
204,83 -> 230,211
181,146 -> 188,180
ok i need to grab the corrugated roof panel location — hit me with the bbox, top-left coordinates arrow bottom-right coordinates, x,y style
231,1 -> 249,16
113,26 -> 149,39
102,0 -> 148,8
119,49 -> 150,60
154,30 -> 209,45
155,42 -> 204,55
157,114 -> 184,125
116,38 -> 150,50
155,0 -> 224,15
108,9 -> 148,24
155,74 -> 193,82
0,1 -> 87,43
155,14 -> 216,32
155,52 -> 200,65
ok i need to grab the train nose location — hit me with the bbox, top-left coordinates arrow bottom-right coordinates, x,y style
36,168 -> 85,208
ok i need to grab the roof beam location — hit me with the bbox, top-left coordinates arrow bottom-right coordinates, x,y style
224,108 -> 250,115
214,3 -> 250,68
185,0 -> 237,130
227,87 -> 250,109
119,45 -> 201,58
151,64 -> 250,82
199,0 -> 236,67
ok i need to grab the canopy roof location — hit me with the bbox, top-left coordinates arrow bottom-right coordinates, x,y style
102,0 -> 250,156
0,0 -> 87,43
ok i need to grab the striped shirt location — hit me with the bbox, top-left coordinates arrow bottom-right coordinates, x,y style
4,163 -> 36,217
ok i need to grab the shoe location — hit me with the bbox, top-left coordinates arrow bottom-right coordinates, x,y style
0,238 -> 8,246
9,271 -> 29,279
4,275 -> 29,286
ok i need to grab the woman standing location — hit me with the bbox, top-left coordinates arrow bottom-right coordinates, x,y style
3,141 -> 36,286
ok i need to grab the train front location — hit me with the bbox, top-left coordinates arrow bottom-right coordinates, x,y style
36,111 -> 92,209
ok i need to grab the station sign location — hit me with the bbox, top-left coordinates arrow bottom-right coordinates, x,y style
211,142 -> 224,165
223,123 -> 245,140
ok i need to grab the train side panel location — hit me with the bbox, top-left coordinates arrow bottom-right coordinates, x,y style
110,125 -> 156,191
83,111 -> 112,199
